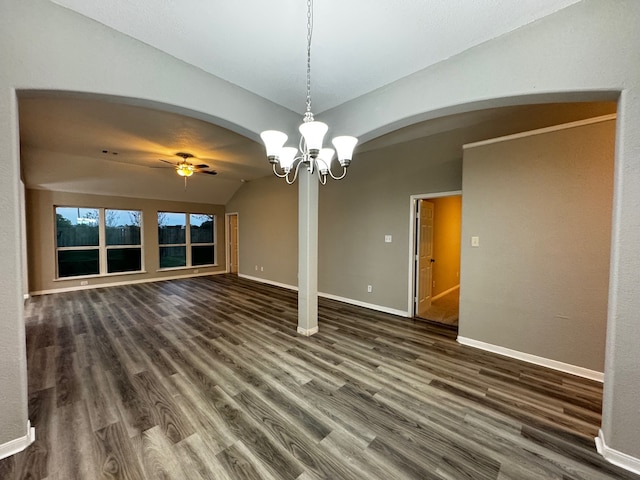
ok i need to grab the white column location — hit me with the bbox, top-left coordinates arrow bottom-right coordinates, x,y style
297,166 -> 319,336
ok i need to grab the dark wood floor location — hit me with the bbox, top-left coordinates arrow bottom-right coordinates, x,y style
0,274 -> 636,479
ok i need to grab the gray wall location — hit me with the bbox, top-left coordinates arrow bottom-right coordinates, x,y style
318,134 -> 462,309
459,118 -> 615,372
227,129 -> 465,311
226,177 -> 298,286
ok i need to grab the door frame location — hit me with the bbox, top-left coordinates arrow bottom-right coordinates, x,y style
407,190 -> 462,316
225,212 -> 239,274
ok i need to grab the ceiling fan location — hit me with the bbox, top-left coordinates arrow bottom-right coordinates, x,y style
158,152 -> 217,188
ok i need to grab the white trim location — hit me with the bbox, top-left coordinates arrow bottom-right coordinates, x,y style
457,336 -> 604,382
408,191 -> 463,316
31,270 -> 226,296
318,292 -> 410,318
431,284 -> 459,302
53,269 -> 149,282
297,326 -> 319,336
463,113 -> 617,149
0,421 -> 35,461
238,274 -> 410,317
157,264 -> 217,272
596,429 -> 640,475
238,274 -> 298,291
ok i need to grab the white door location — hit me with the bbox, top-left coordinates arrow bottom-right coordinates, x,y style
416,200 -> 434,318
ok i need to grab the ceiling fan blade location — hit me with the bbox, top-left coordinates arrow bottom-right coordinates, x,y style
198,170 -> 218,176
194,163 -> 209,169
159,159 -> 176,165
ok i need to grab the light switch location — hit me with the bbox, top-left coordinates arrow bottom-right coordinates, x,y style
385,235 -> 392,243
471,236 -> 480,247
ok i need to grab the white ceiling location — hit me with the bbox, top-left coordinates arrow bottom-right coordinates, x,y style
49,0 -> 582,113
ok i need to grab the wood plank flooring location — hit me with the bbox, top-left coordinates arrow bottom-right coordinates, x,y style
0,274 -> 636,479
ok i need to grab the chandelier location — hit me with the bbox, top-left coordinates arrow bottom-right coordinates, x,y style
260,0 -> 358,185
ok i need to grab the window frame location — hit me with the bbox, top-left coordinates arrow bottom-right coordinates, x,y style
157,211 -> 216,270
54,206 -> 144,279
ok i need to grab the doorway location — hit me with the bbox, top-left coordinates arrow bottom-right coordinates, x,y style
409,192 -> 462,326
226,213 -> 239,274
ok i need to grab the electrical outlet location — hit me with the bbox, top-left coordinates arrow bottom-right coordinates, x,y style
384,235 -> 392,243
261,266 -> 264,272
80,280 -> 88,286
255,265 -> 258,271
471,236 -> 480,247
367,285 -> 372,293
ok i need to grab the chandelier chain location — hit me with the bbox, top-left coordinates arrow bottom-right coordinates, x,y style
305,0 -> 313,116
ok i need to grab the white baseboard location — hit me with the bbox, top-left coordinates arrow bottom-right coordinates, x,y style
238,275 -> 410,318
431,284 -> 459,301
238,274 -> 298,291
457,336 -> 604,382
318,292 -> 410,318
30,270 -> 227,296
0,421 -> 35,461
596,429 -> 640,475
297,326 -> 319,336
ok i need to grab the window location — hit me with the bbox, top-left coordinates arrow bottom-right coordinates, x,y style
158,212 -> 215,269
55,207 -> 143,278
105,209 -> 143,273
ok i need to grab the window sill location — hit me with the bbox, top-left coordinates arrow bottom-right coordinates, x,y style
157,264 -> 218,272
54,270 -> 148,282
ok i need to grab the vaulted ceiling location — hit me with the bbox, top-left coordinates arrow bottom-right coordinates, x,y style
20,1 -> 592,204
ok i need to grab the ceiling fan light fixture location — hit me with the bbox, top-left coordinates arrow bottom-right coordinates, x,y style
176,163 -> 195,177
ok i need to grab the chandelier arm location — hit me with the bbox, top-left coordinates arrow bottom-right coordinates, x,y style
272,163 -> 289,178
326,165 -> 349,180
285,161 -> 304,185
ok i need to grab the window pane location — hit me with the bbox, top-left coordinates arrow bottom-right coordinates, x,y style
106,209 -> 141,246
107,248 -> 142,273
192,245 -> 215,266
57,249 -> 99,277
190,214 -> 214,244
158,212 -> 186,244
56,207 -> 99,247
159,246 -> 186,268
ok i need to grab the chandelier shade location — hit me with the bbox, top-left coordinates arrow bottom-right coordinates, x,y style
260,130 -> 288,162
332,136 -> 358,166
298,121 -> 328,157
278,147 -> 298,172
